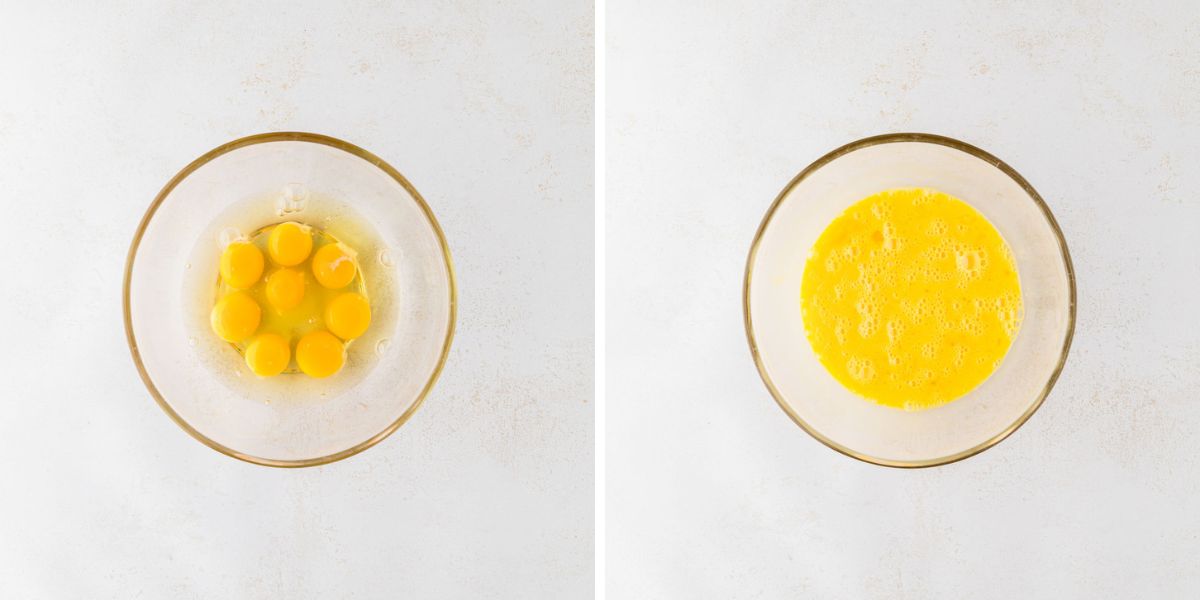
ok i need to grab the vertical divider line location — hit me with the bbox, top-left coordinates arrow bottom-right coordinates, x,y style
594,0 -> 607,596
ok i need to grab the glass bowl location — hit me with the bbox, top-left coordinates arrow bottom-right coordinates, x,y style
124,132 -> 455,467
744,133 -> 1075,467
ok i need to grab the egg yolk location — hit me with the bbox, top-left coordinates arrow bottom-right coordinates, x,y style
265,268 -> 305,312
296,330 -> 345,378
312,243 -> 357,289
268,221 -> 313,266
244,333 -> 290,377
211,291 -> 261,343
325,292 -> 372,340
211,220 -> 371,379
219,242 -> 264,289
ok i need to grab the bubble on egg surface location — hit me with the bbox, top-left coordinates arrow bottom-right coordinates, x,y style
219,227 -> 244,248
845,356 -> 876,383
277,183 -> 309,216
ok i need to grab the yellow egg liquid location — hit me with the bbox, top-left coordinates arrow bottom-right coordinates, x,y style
800,188 -> 1022,410
216,223 -> 368,375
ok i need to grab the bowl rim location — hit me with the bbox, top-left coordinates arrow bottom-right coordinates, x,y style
742,132 -> 1076,468
123,131 -> 457,468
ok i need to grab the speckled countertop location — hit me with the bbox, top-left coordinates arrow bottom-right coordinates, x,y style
608,1 -> 1200,598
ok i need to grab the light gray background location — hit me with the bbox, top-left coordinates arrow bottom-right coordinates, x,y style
609,1 -> 1199,598
0,1 -> 593,598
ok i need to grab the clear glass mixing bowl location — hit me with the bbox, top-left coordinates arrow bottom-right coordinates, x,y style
744,133 -> 1075,467
124,132 -> 455,467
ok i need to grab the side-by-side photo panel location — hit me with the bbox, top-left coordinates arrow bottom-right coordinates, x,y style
607,1 -> 1198,598
0,2 -> 594,598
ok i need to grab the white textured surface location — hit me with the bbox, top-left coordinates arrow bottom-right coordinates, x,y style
0,1 -> 593,598
608,1 -> 1199,598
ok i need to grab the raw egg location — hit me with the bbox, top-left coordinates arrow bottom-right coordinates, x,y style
268,221 -> 313,266
296,330 -> 345,378
211,291 -> 261,343
265,268 -> 305,312
244,333 -> 290,377
219,242 -> 264,289
312,243 -> 357,289
325,292 -> 372,340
